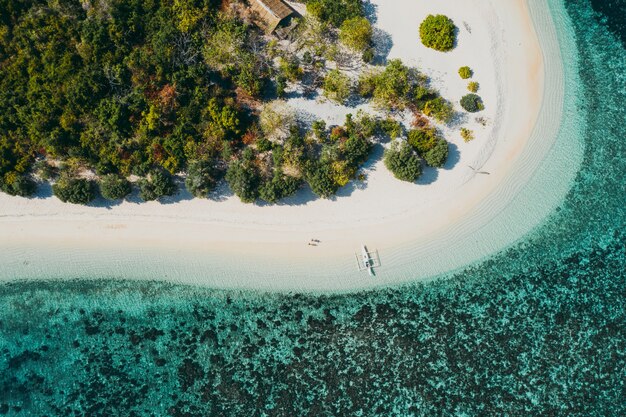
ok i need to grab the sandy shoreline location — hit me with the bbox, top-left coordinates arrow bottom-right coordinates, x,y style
0,0 -> 580,291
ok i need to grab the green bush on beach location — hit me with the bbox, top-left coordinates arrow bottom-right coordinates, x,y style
340,17 -> 373,52
420,15 -> 456,52
139,169 -> 176,202
323,70 -> 352,104
99,174 -> 132,201
53,176 -> 97,205
1,173 -> 36,197
460,94 -> 485,112
384,141 -> 422,182
458,66 -> 473,79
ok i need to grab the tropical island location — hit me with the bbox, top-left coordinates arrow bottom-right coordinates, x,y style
0,0 -> 565,291
0,0 -> 485,205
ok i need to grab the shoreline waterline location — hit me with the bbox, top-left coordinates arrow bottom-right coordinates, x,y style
0,0 -> 584,292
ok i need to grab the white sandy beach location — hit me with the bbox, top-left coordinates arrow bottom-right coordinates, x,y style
0,0 -> 583,291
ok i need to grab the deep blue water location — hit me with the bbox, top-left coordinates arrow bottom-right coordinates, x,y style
1,1 -> 625,416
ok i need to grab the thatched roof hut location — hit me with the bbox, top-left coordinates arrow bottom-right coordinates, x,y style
249,0 -> 297,34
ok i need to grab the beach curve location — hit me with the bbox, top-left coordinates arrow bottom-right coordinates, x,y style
0,0 -> 584,292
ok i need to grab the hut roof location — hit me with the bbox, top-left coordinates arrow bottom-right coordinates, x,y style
249,0 -> 295,33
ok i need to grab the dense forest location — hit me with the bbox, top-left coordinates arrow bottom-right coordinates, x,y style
0,0 -> 463,204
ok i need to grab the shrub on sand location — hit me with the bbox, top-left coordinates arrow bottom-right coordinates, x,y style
384,140 -> 422,182
458,66 -> 472,79
339,17 -> 373,52
460,93 -> 485,112
461,128 -> 475,142
419,15 -> 456,52
467,81 -> 479,92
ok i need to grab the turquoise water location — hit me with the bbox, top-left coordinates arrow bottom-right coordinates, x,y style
1,0 -> 625,415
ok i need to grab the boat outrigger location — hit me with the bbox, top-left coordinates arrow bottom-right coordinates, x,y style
355,245 -> 381,276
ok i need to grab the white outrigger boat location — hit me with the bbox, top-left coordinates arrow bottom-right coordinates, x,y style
355,245 -> 381,276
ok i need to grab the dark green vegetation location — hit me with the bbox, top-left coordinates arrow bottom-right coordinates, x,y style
99,174 -> 132,201
139,169 -> 176,202
52,176 -> 97,205
460,93 -> 485,112
408,128 -> 449,168
0,0 -> 459,205
305,0 -> 365,27
185,159 -> 218,198
419,15 -> 457,52
384,140 -> 422,182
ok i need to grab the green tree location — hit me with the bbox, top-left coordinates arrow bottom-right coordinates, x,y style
424,138 -> 449,168
225,153 -> 260,203
53,176 -> 97,205
99,174 -> 132,200
384,141 -> 422,182
1,172 -> 37,197
306,0 -> 364,27
139,169 -> 177,201
306,163 -> 339,198
361,59 -> 418,110
259,171 -> 301,203
423,97 -> 454,123
460,94 -> 485,112
185,159 -> 218,198
407,128 -> 439,154
419,15 -> 456,52
339,17 -> 373,52
323,70 -> 352,104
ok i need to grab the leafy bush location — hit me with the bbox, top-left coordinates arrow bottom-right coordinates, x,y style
306,0 -> 364,27
225,154 -> 260,203
259,172 -> 301,203
306,163 -> 339,198
458,66 -> 473,79
384,141 -> 422,182
139,170 -> 177,201
1,173 -> 37,197
467,81 -> 479,92
460,94 -> 485,112
407,127 -> 449,167
99,174 -> 132,200
323,70 -> 352,104
342,135 -> 372,166
461,128 -> 475,142
424,138 -> 449,168
53,176 -> 97,205
379,118 -> 403,139
339,17 -> 372,52
185,160 -> 218,198
359,59 -> 419,110
407,128 -> 439,155
423,97 -> 454,123
419,15 -> 456,52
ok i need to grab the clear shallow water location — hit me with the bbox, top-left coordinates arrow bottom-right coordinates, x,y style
0,0 -> 625,415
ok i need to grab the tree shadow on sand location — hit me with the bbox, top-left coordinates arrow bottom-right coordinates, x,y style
417,166 -> 439,185
371,28 -> 393,65
444,142 -> 461,170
